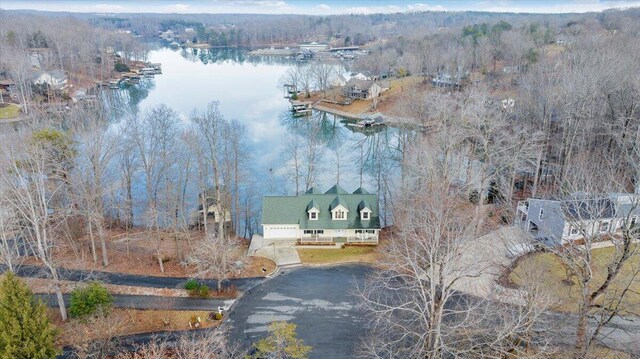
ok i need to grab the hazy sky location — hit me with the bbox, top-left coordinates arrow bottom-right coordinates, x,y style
1,0 -> 639,15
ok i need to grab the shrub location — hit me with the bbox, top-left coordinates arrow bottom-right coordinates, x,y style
213,312 -> 223,320
184,279 -> 199,291
69,282 -> 113,319
114,62 -> 130,72
0,272 -> 59,358
196,285 -> 210,298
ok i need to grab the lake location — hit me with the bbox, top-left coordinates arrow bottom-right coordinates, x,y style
118,47 -> 404,231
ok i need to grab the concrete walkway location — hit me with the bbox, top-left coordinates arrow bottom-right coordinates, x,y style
452,226 -> 530,303
37,293 -> 234,311
249,235 -> 301,266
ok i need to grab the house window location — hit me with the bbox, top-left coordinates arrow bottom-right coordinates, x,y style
309,211 -> 317,220
539,209 -> 544,220
304,230 -> 323,235
362,211 -> 370,220
631,217 -> 638,227
570,226 -> 579,236
366,230 -> 375,234
599,221 -> 610,233
334,210 -> 345,220
356,230 -> 363,234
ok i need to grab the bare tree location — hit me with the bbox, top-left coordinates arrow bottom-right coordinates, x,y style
310,62 -> 335,94
188,231 -> 245,292
541,159 -> 640,359
358,135 -> 550,358
130,105 -> 180,273
191,101 -> 227,239
71,106 -> 117,267
117,330 -> 244,359
0,129 -> 70,320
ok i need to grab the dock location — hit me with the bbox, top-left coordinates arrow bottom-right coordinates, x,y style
290,100 -> 313,116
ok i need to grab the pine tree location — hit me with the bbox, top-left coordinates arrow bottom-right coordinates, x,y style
0,272 -> 59,359
252,321 -> 311,359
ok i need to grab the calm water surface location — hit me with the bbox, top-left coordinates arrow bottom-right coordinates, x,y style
120,47 -> 403,228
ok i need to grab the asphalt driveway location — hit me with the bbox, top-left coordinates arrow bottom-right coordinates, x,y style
36,293 -> 233,311
1,264 -> 264,292
227,264 -> 371,359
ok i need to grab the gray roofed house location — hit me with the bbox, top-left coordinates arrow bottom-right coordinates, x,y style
516,192 -> 640,245
262,184 -> 381,244
342,78 -> 382,100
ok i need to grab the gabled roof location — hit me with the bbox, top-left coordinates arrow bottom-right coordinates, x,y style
344,78 -> 374,90
330,196 -> 349,211
562,198 -> 616,220
358,200 -> 371,211
262,184 -> 380,230
305,187 -> 322,194
307,200 -> 319,212
325,184 -> 348,195
352,187 -> 370,194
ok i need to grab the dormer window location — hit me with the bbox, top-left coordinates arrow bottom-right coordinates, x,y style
309,211 -> 318,220
360,209 -> 371,221
362,212 -> 369,220
334,210 -> 346,220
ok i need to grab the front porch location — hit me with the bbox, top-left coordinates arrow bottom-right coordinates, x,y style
299,234 -> 378,245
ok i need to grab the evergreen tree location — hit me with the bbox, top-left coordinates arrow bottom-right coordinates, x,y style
251,321 -> 311,359
0,272 -> 59,359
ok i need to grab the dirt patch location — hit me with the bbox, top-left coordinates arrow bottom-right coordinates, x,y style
23,277 -> 190,297
237,256 -> 277,278
49,308 -> 221,348
24,230 -> 270,279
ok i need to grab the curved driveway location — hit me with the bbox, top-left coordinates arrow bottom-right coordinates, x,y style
228,264 -> 371,359
36,293 -> 232,311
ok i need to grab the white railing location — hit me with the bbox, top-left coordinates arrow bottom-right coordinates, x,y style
299,236 -> 333,244
348,236 -> 378,244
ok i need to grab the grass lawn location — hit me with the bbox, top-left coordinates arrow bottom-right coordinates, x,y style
297,246 -> 380,264
0,103 -> 20,119
509,245 -> 640,313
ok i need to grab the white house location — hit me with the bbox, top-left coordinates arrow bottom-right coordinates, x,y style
32,70 -> 67,90
262,185 -> 381,244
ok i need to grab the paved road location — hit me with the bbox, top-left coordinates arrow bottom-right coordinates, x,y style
1,264 -> 264,292
36,293 -> 233,311
227,264 -> 371,359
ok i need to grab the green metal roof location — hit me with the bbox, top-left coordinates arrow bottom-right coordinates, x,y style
324,184 -> 349,195
330,196 -> 349,211
358,200 -> 371,211
306,200 -> 319,212
352,187 -> 371,194
262,186 -> 380,230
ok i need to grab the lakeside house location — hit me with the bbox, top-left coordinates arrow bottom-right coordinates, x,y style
32,69 -> 67,90
516,192 -> 639,245
431,72 -> 462,88
342,78 -> 382,100
0,79 -> 16,102
262,184 -> 381,244
190,189 -> 232,229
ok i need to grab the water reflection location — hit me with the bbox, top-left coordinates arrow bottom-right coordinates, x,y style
109,47 -> 406,229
